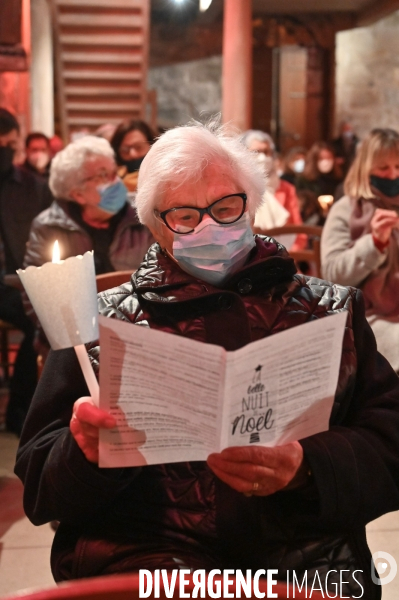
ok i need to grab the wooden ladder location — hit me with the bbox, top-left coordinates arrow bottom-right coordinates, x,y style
51,0 -> 151,141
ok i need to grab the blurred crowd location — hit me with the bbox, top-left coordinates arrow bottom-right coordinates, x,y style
1,103 -> 398,435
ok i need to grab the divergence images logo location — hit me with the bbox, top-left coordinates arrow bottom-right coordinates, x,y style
371,551 -> 397,585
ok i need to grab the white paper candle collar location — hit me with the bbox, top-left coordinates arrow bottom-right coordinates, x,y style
17,250 -> 99,351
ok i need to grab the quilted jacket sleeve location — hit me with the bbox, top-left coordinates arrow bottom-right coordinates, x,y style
15,346 -> 140,525
300,289 -> 399,528
14,289 -> 142,525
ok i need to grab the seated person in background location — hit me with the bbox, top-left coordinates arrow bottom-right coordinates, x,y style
280,146 -> 307,185
296,141 -> 343,226
322,127 -> 399,373
242,130 -> 306,250
15,120 -> 399,599
22,132 -> 51,180
110,119 -> 155,196
0,109 -> 53,273
0,108 -> 52,435
0,278 -> 36,436
332,121 -> 359,177
24,135 -> 154,274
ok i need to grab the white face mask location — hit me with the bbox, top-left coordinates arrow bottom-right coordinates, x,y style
317,159 -> 334,174
28,150 -> 50,170
292,158 -> 305,173
172,213 -> 256,286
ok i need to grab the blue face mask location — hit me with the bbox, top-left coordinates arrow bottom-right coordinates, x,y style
370,175 -> 399,198
97,178 -> 128,214
172,213 -> 256,286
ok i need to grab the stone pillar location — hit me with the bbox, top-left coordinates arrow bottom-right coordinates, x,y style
30,0 -> 54,136
222,0 -> 252,131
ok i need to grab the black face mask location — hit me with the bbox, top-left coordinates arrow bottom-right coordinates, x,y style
120,156 -> 145,174
370,175 -> 399,198
0,146 -> 14,177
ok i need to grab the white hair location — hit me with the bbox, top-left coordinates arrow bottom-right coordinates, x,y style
49,135 -> 115,199
135,119 -> 266,230
241,129 -> 276,153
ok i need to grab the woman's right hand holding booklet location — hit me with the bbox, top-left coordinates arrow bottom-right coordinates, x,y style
70,397 -> 116,463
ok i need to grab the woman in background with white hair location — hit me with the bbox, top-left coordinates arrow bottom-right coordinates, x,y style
15,121 -> 399,599
242,130 -> 306,251
23,135 -> 153,273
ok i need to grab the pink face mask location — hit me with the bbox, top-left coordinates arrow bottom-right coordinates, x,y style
172,213 -> 255,286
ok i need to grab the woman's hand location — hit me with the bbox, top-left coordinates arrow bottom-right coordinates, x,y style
70,397 -> 116,463
207,442 -> 306,496
370,208 -> 399,245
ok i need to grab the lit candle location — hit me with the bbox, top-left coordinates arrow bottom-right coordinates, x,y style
318,195 -> 334,214
17,247 -> 99,406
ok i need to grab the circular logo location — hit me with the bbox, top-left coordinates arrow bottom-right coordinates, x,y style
371,551 -> 397,585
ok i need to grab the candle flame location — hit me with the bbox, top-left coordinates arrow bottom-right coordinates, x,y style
52,240 -> 61,263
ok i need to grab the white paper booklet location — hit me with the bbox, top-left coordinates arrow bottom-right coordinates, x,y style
98,311 -> 347,467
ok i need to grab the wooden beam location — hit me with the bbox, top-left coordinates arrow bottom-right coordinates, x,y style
65,84 -> 140,95
356,0 -> 399,27
60,33 -> 144,46
58,13 -> 143,27
61,51 -> 143,64
68,116 -> 140,126
63,69 -> 142,80
66,101 -> 142,111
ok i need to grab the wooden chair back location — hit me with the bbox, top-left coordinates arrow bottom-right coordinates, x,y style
96,271 -> 135,294
253,224 -> 323,278
0,319 -> 18,382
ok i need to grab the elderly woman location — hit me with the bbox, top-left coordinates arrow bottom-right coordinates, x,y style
24,135 -> 153,273
15,122 -> 399,599
322,128 -> 399,373
242,130 -> 304,232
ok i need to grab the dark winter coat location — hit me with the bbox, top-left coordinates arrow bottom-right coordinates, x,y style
23,199 -> 154,272
15,237 -> 399,599
0,166 -> 52,273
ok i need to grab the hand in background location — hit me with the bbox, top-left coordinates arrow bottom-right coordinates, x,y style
371,208 -> 399,245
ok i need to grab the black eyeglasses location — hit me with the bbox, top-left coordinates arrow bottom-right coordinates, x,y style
155,193 -> 247,234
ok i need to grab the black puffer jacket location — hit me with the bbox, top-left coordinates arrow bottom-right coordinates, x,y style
23,199 -> 154,272
15,237 -> 399,598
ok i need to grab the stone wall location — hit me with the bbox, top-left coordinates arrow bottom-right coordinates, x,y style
336,11 -> 399,138
148,55 -> 222,129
